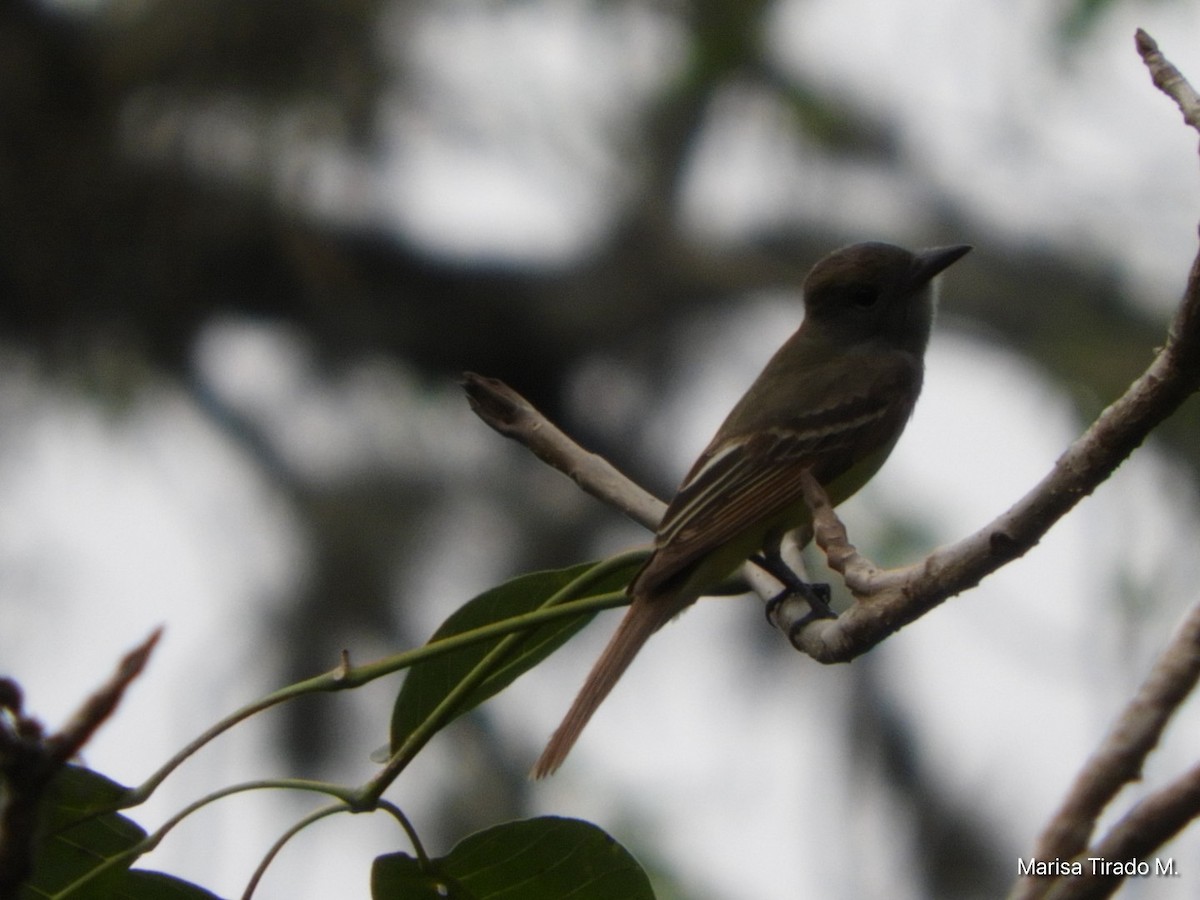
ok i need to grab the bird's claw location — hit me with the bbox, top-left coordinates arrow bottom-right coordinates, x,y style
765,579 -> 835,630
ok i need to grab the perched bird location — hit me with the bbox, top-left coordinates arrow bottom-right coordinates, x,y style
532,241 -> 972,777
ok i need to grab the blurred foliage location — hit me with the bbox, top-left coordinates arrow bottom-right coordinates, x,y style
1,0 -> 1196,897
1058,0 -> 1170,42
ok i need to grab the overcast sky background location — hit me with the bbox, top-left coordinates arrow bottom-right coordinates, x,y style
5,0 -> 1200,898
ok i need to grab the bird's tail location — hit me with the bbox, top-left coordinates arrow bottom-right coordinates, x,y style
531,592 -> 683,778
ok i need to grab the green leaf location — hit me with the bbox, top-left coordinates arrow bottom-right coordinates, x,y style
94,870 -> 225,899
19,765 -> 143,899
389,558 -> 639,754
370,852 -> 469,899
372,817 -> 654,900
17,765 -> 222,899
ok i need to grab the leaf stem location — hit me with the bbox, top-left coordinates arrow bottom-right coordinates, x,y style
125,550 -> 645,807
356,553 -> 645,803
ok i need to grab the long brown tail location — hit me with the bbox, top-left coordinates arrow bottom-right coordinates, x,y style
531,591 -> 688,778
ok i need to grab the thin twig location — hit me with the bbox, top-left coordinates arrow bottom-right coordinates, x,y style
1040,763 -> 1200,900
1009,600 -> 1200,900
1136,30 -> 1200,134
45,628 -> 161,764
461,372 -> 665,530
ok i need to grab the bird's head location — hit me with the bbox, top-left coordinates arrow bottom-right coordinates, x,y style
801,242 -> 972,353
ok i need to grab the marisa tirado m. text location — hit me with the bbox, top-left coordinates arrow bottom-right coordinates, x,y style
1018,857 -> 1178,877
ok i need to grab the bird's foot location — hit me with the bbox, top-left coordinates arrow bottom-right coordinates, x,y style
754,551 -> 836,628
783,582 -> 836,640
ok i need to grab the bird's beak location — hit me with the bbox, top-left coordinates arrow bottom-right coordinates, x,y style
909,244 -> 972,289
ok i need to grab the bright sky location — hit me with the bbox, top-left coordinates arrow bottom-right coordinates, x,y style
5,1 -> 1200,898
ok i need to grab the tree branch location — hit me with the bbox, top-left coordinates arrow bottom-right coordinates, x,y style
999,31 -> 1200,898
1136,29 -> 1200,134
464,25 -> 1200,893
461,25 -> 1200,897
1008,600 -> 1200,899
464,207 -> 1200,659
461,372 -> 664,532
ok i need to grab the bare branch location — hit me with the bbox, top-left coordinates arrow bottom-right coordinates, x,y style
1009,600 -> 1200,899
1136,30 -> 1200,134
462,372 -> 664,531
1071,763 -> 1200,888
466,212 -> 1200,660
799,469 -> 881,592
998,34 -> 1200,897
44,628 -> 161,764
788,141 -> 1200,659
466,178 -> 1200,655
1033,763 -> 1200,900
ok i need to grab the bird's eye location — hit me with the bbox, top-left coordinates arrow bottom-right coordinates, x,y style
844,284 -> 880,308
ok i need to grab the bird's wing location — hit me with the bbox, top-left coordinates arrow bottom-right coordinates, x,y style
633,363 -> 917,598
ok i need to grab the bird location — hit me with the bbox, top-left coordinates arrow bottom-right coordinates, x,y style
532,241 -> 972,777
